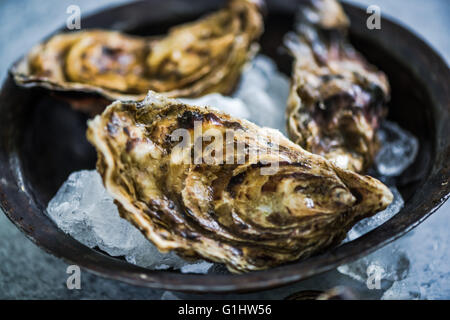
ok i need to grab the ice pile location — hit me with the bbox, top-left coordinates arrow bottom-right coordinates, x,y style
47,170 -> 213,272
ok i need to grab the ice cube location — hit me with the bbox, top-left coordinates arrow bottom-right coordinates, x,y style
375,121 -> 419,176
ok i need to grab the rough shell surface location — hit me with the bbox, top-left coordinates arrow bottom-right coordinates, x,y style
12,0 -> 263,104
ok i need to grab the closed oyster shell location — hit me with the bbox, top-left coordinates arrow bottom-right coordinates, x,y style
86,91 -> 393,272
285,0 -> 390,172
12,0 -> 263,108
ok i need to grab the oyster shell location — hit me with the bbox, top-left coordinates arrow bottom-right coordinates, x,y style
285,0 -> 390,172
86,91 -> 393,272
12,0 -> 263,104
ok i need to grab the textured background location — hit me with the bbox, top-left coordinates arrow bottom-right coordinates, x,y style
0,0 -> 448,299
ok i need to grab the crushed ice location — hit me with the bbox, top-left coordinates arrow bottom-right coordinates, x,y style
46,54 -> 419,277
46,170 -> 213,272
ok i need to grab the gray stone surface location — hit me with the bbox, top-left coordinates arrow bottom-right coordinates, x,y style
0,0 -> 448,299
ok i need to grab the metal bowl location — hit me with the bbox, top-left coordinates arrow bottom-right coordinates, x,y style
0,0 -> 448,293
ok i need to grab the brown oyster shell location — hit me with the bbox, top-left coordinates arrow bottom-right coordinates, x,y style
12,0 -> 263,111
86,91 -> 393,272
285,0 -> 390,173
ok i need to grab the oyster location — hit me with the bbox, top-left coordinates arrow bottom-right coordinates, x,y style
285,0 -> 390,172
12,0 -> 263,105
86,91 -> 393,272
